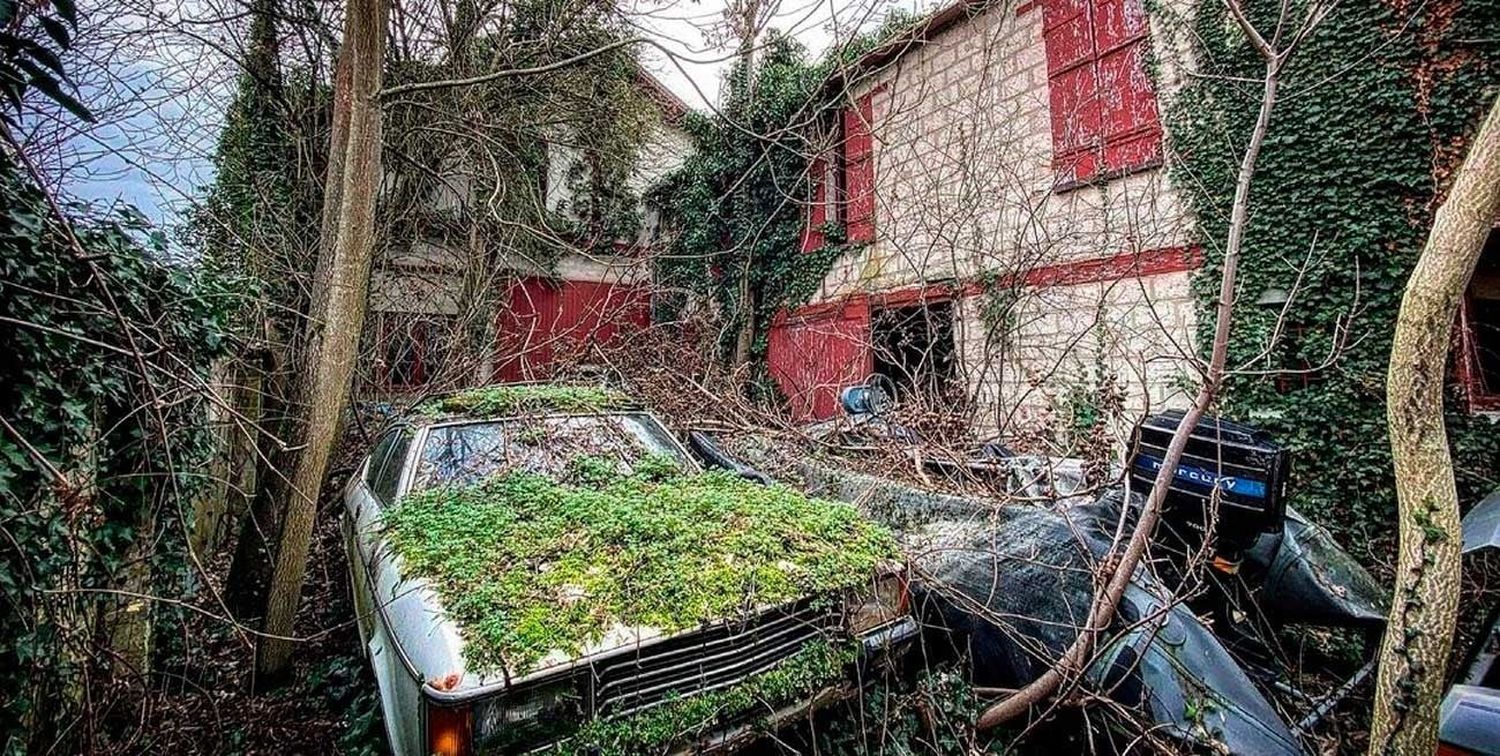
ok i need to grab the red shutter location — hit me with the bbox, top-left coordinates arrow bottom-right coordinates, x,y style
1042,0 -> 1161,183
767,299 -> 872,420
1043,0 -> 1100,183
1094,0 -> 1162,172
801,156 -> 828,252
843,94 -> 876,243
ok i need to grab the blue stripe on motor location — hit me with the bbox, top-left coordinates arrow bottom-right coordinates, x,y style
1132,454 -> 1268,499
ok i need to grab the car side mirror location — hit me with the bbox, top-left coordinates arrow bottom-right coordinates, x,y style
685,430 -> 772,485
1462,489 -> 1500,554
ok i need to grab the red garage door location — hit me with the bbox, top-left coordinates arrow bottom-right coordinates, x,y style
767,298 -> 872,420
494,277 -> 651,382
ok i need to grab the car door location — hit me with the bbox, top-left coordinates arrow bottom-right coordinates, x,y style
346,428 -> 413,648
345,426 -> 425,756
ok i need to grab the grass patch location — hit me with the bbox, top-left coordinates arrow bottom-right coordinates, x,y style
417,384 -> 635,418
381,467 -> 900,675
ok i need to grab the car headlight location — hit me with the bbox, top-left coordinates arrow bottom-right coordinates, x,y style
846,572 -> 909,634
472,677 -> 584,750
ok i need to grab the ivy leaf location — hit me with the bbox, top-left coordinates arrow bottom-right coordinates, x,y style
17,59 -> 93,123
19,40 -> 67,80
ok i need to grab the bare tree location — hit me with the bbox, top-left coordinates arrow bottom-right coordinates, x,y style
975,0 -> 1330,730
1370,94 -> 1500,755
256,0 -> 388,679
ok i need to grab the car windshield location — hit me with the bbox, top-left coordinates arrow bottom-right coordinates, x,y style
411,413 -> 690,490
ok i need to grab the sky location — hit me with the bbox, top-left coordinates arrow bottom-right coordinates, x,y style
43,0 -> 937,227
629,0 -> 917,110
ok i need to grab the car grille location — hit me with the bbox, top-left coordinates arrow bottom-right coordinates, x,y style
589,600 -> 842,717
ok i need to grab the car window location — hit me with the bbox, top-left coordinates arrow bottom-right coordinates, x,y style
370,430 -> 413,503
412,413 -> 690,490
363,431 -> 401,492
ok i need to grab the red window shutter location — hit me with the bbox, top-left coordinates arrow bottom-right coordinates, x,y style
1042,0 -> 1161,183
801,156 -> 828,252
1042,0 -> 1099,183
1094,0 -> 1161,172
843,94 -> 876,243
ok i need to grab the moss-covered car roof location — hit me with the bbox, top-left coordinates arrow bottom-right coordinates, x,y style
415,384 -> 639,419
380,459 -> 901,676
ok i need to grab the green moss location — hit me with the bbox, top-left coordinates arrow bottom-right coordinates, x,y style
417,384 -> 635,418
381,468 -> 900,674
566,640 -> 855,755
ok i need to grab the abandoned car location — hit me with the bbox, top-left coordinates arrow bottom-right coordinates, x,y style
341,385 -> 918,755
1440,489 -> 1500,755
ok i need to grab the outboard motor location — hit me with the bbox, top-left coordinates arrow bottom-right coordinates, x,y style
1127,411 -> 1291,560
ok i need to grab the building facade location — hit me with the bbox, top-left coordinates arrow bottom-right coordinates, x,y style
770,0 -> 1204,430
368,72 -> 692,392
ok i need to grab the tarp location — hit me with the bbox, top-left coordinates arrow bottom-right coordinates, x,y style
800,462 -> 1303,755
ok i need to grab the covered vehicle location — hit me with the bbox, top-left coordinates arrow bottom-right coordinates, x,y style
342,385 -> 917,755
710,405 -> 1388,754
1439,489 -> 1500,756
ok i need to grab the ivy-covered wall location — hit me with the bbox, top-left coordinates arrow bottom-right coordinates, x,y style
0,153 -> 234,751
1163,0 -> 1500,553
650,16 -> 918,369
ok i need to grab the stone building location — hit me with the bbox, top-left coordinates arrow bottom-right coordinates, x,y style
765,0 -> 1209,429
367,71 -> 692,391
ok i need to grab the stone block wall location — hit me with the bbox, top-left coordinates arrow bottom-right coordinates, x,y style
804,0 -> 1203,436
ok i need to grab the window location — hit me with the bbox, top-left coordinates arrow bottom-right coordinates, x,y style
843,92 -> 877,243
1459,226 -> 1500,411
364,429 -> 413,504
871,300 -> 957,401
1272,323 -> 1324,393
378,313 -> 456,390
411,414 -> 690,490
1041,0 -> 1163,185
801,90 -> 876,249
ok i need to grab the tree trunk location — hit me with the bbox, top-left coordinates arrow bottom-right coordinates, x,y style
1369,94 -> 1500,755
255,0 -> 387,680
311,41 -> 355,314
726,0 -> 761,374
189,362 -> 235,558
220,0 -> 294,616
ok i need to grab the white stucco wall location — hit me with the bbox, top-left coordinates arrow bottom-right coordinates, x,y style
375,110 -> 689,317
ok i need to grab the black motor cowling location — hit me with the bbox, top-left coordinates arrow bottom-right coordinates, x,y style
1127,411 -> 1291,555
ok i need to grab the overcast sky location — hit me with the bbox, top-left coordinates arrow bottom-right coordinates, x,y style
631,0 -> 928,109
46,0 -> 936,226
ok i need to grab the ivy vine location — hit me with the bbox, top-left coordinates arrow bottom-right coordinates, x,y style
1161,0 -> 1500,553
649,13 -> 919,369
0,153 -> 234,751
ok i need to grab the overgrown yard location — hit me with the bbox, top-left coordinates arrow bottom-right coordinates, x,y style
5,0 -> 1500,751
92,468 -> 384,754
62,404 -> 1500,756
